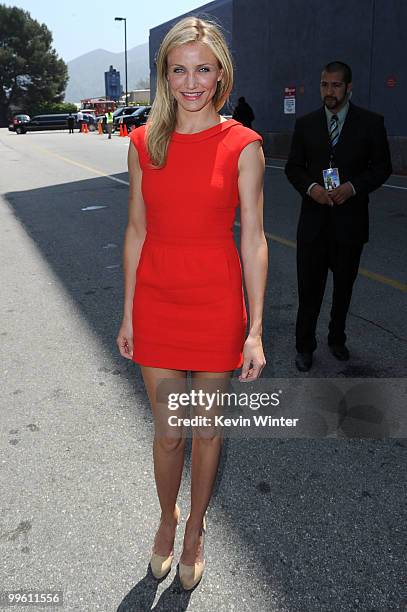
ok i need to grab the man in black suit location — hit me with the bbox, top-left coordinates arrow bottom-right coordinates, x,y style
285,61 -> 392,372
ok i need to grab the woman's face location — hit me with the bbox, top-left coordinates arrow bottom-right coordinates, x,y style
166,41 -> 223,113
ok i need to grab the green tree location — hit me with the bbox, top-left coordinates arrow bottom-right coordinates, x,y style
0,5 -> 68,125
30,101 -> 77,116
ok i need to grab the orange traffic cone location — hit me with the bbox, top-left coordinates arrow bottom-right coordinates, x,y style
81,122 -> 85,133
98,122 -> 103,135
123,123 -> 128,137
85,122 -> 89,133
119,123 -> 124,137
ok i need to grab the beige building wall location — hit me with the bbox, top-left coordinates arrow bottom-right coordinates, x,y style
124,89 -> 150,104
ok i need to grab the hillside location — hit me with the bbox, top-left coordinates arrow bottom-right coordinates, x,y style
65,43 -> 149,102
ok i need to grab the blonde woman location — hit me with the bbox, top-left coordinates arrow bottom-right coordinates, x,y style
117,16 -> 267,590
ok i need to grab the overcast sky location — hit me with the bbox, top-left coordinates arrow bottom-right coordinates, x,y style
4,0 -> 209,61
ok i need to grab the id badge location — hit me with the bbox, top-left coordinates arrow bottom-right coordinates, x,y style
323,167 -> 341,191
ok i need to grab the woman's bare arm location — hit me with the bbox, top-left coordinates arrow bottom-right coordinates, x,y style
117,141 -> 147,358
238,140 -> 268,380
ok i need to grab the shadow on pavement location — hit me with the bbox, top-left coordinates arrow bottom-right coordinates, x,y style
4,173 -> 406,611
116,564 -> 192,611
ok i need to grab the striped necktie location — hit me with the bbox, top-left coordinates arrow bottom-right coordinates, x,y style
330,114 -> 339,147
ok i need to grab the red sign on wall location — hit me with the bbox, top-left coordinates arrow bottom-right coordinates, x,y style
284,87 -> 296,114
284,87 -> 296,97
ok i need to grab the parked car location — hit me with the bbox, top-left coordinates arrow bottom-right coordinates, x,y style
80,113 -> 97,131
95,107 -> 134,133
112,106 -> 140,131
8,114 -> 30,134
80,108 -> 97,117
117,106 -> 151,130
113,106 -> 135,119
17,113 -> 95,133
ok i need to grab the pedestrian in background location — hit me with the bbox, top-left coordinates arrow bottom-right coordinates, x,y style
285,61 -> 392,372
232,96 -> 255,128
116,16 -> 267,590
105,110 -> 114,139
67,112 -> 74,134
77,109 -> 84,133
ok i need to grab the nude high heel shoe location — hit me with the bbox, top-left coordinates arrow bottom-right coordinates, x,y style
150,504 -> 181,579
179,513 -> 207,590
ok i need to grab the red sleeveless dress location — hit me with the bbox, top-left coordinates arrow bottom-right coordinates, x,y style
129,119 -> 263,371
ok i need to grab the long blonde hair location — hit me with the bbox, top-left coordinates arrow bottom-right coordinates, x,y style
146,16 -> 234,168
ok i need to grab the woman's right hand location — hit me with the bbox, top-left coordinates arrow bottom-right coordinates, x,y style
116,317 -> 134,359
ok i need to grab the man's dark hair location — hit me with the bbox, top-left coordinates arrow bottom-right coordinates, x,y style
323,61 -> 352,85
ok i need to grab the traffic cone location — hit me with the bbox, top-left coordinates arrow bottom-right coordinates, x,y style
84,122 -> 89,133
81,122 -> 85,133
98,122 -> 103,135
119,123 -> 124,137
123,123 -> 128,137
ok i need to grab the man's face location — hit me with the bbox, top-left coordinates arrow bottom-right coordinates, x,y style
320,70 -> 352,112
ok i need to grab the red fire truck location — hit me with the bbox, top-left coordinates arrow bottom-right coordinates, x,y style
80,98 -> 116,115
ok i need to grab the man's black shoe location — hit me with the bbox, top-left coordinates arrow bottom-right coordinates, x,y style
295,352 -> 313,372
329,344 -> 350,361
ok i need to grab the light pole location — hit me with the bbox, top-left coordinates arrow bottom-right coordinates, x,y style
115,17 -> 128,106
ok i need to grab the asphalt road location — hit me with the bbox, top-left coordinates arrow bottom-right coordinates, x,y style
0,127 -> 406,612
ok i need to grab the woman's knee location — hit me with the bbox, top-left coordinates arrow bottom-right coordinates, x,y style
154,434 -> 186,453
192,427 -> 224,445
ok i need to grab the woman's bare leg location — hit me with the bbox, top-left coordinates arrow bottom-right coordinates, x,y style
141,365 -> 187,555
180,370 -> 233,565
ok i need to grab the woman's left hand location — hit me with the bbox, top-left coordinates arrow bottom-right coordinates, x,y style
239,335 -> 266,382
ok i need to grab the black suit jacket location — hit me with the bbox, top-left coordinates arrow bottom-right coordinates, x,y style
285,102 -> 392,244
